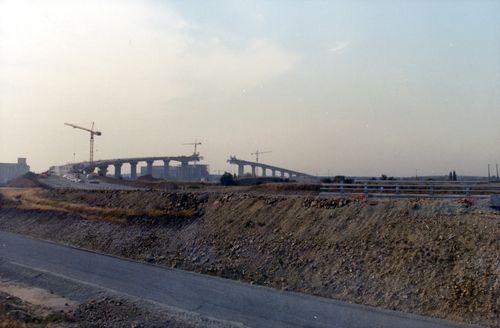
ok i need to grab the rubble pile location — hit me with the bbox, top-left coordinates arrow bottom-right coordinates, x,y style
73,297 -> 198,328
302,197 -> 352,209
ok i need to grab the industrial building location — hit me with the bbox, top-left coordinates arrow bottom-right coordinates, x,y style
140,163 -> 209,181
0,158 -> 30,184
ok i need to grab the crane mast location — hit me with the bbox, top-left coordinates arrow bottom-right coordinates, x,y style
183,140 -> 202,156
64,122 -> 102,163
251,150 -> 272,163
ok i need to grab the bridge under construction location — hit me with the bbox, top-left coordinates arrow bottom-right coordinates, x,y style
227,156 -> 314,180
55,154 -> 202,180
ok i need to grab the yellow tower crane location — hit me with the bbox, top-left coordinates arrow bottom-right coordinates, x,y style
64,122 -> 102,163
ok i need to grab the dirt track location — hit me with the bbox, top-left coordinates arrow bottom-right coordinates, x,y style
0,188 -> 498,326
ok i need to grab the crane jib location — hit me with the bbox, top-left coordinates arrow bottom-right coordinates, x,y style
64,122 -> 101,163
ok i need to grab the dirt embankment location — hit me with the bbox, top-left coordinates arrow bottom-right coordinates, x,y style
0,189 -> 498,326
95,175 -> 180,190
0,189 -> 205,225
7,172 -> 45,188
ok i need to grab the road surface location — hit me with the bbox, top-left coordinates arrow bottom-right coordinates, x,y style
40,174 -> 139,190
0,231 -> 475,328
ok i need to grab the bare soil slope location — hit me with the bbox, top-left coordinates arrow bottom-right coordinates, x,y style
0,188 -> 498,326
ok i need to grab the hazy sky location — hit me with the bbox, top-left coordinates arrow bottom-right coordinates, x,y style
1,0 -> 499,176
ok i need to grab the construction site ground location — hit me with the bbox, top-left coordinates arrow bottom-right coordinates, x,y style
0,285 -> 202,328
0,183 -> 498,327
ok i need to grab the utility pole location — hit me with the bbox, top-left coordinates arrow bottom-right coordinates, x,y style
488,164 -> 491,182
496,164 -> 499,181
415,169 -> 418,181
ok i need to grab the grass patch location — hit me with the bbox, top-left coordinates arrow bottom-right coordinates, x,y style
0,189 -> 196,224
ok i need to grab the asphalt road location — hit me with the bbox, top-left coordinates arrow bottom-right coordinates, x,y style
40,174 -> 138,190
0,231 -> 475,328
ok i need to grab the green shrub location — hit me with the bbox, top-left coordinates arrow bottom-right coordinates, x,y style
220,172 -> 237,186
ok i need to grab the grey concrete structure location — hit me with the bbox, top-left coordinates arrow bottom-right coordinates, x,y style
130,162 -> 138,179
140,163 -> 209,181
163,159 -> 170,179
67,155 -> 202,180
227,156 -> 314,180
0,158 -> 30,184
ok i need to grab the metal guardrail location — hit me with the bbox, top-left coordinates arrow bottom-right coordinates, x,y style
320,182 -> 500,198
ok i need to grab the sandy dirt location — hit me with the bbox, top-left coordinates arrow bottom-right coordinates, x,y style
0,188 -> 498,327
0,280 -> 206,327
0,281 -> 78,314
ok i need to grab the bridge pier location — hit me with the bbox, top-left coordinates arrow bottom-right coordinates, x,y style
146,161 -> 153,176
163,160 -> 170,179
97,165 -> 108,176
238,165 -> 244,177
272,169 -> 276,177
251,165 -> 256,177
262,167 -> 267,177
181,161 -> 188,179
113,163 -> 122,178
281,171 -> 285,178
130,162 -> 137,180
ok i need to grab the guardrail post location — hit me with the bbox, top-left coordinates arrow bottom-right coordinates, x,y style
340,183 -> 344,195
465,187 -> 470,196
429,185 -> 433,195
396,185 -> 400,195
364,183 -> 368,196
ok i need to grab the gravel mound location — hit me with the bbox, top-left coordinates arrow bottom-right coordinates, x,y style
137,174 -> 159,182
96,175 -> 179,190
7,172 -> 43,188
74,297 -> 198,328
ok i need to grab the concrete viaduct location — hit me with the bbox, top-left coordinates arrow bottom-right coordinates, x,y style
73,155 -> 201,179
227,156 -> 314,179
